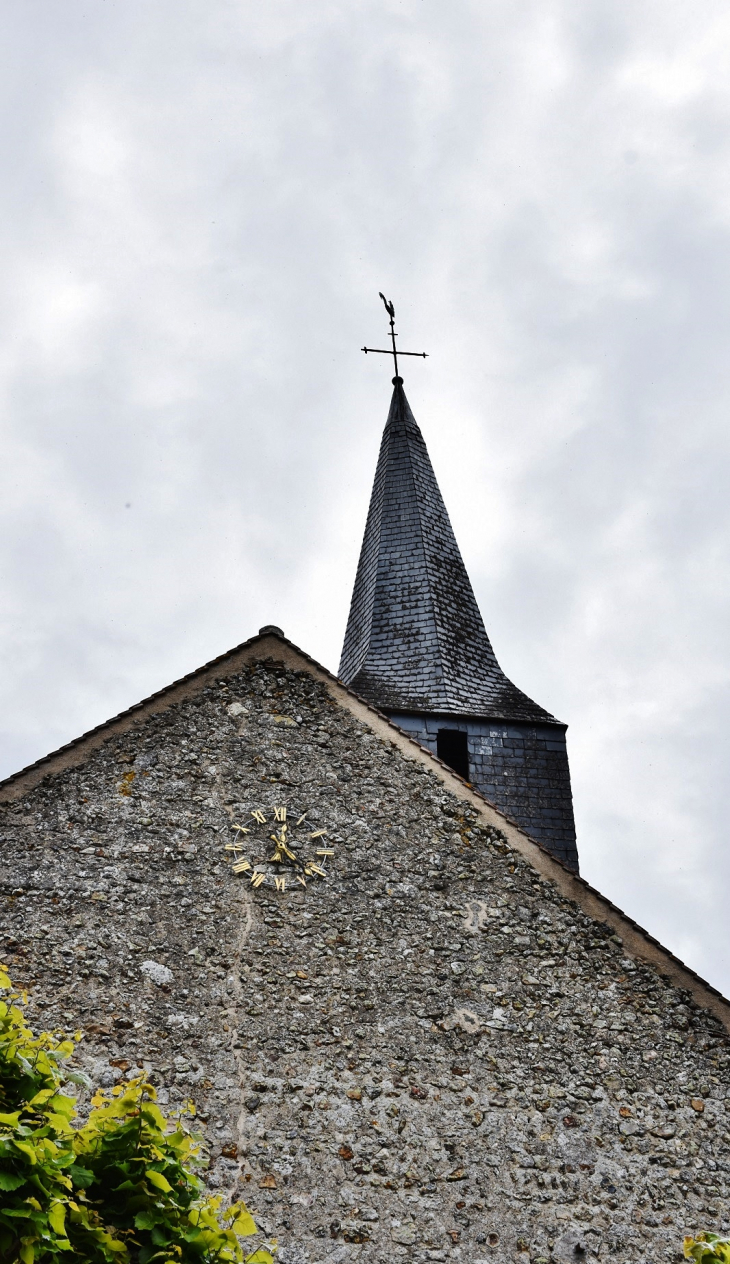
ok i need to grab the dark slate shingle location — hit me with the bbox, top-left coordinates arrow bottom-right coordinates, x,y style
339,380 -> 556,722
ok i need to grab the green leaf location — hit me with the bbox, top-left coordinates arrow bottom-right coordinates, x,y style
145,1169 -> 173,1193
63,1070 -> 92,1090
232,1210 -> 258,1237
0,1171 -> 25,1190
47,1112 -> 74,1133
67,1164 -> 95,1188
48,1202 -> 66,1234
97,1230 -> 127,1254
685,1236 -> 730,1263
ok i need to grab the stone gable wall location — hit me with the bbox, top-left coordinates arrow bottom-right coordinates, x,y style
1,658 -> 728,1264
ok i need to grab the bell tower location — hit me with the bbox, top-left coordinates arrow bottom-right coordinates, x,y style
339,369 -> 578,872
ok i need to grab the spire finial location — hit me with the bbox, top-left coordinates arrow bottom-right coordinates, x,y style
361,293 -> 428,381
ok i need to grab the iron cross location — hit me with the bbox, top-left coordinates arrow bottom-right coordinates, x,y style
362,293 -> 428,381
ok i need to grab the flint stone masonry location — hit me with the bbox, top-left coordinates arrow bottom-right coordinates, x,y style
2,642 -> 729,1264
338,382 -> 577,869
391,715 -> 577,868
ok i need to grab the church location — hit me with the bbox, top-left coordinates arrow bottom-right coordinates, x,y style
1,355 -> 729,1264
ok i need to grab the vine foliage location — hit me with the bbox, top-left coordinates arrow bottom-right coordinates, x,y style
685,1235 -> 730,1261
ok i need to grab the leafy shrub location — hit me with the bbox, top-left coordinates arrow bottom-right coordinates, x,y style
0,965 -> 272,1264
685,1234 -> 730,1261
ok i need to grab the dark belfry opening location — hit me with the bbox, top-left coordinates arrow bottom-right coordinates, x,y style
437,729 -> 469,781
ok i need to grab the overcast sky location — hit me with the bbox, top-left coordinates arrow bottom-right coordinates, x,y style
1,0 -> 729,994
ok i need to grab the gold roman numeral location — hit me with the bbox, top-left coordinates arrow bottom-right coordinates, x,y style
274,806 -> 287,822
251,809 -> 266,824
274,876 -> 286,891
250,871 -> 266,888
316,849 -> 334,857
309,829 -> 327,839
232,824 -> 250,834
305,863 -> 326,878
232,859 -> 251,874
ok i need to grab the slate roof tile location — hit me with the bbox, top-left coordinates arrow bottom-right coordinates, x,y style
339,380 -> 558,722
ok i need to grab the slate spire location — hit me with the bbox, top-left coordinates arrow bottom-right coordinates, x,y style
339,380 -> 555,723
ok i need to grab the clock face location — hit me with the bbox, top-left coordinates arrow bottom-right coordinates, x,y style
223,805 -> 334,894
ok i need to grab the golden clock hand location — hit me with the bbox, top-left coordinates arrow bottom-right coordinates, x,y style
269,832 -> 298,862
